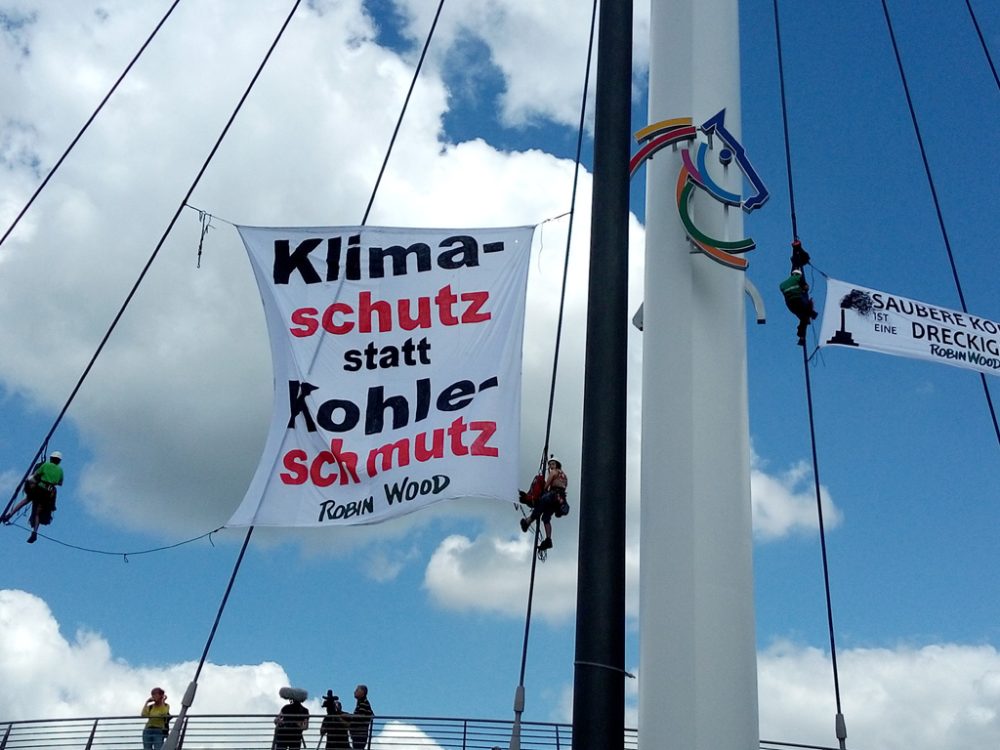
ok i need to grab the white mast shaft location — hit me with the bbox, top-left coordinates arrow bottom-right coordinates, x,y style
638,0 -> 759,748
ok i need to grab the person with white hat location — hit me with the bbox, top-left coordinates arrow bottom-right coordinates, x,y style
1,450 -> 64,543
273,687 -> 309,750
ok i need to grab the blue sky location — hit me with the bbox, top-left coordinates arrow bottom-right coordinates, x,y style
0,1 -> 998,748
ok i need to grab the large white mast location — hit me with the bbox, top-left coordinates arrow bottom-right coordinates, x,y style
638,0 -> 760,748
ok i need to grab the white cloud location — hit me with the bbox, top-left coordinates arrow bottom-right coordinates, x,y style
421,448 -> 835,623
424,532 -> 577,622
543,642 -> 1000,749
759,640 -> 1000,750
0,588 -> 291,720
394,0 -> 651,130
4,588 -> 998,750
364,543 -> 422,583
376,721 -> 444,749
751,456 -> 842,540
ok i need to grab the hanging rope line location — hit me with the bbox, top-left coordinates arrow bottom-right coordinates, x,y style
1,0 -> 304,524
537,0 -> 598,472
164,527 -> 255,750
510,2 -> 598,746
0,0 -> 184,252
771,0 -> 799,241
772,3 -> 847,747
800,345 -> 847,749
360,0 -> 447,226
516,521 -> 543,681
1,518 -> 222,561
964,0 -> 1000,91
880,0 -> 1000,450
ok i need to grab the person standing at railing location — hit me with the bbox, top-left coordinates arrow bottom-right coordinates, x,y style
348,684 -> 374,750
320,690 -> 350,750
141,687 -> 171,750
273,687 -> 310,750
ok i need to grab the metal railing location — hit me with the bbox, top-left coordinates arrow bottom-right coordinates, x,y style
0,715 -> 591,750
0,715 -> 843,750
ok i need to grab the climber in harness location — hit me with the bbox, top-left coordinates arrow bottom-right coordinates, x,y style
780,239 -> 818,345
519,457 -> 569,551
1,451 -> 64,544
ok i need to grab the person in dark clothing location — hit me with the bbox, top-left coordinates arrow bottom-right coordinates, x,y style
273,687 -> 309,750
790,238 -> 811,272
780,269 -> 818,345
349,684 -> 374,750
320,690 -> 350,750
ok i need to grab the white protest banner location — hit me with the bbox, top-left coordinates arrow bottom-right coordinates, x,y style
818,277 -> 1000,377
227,225 -> 535,527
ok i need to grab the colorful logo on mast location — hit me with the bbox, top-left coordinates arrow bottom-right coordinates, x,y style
630,110 -> 768,270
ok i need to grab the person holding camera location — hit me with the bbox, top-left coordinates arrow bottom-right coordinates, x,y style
140,687 -> 170,750
320,690 -> 350,750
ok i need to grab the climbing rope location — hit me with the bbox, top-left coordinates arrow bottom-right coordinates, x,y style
518,0 -> 600,528
537,0 -> 596,470
880,0 -> 1000,450
772,2 -> 847,747
771,0 -> 799,242
0,0 -> 184,252
510,1 -> 598,744
2,0 -> 304,530
799,343 -> 847,749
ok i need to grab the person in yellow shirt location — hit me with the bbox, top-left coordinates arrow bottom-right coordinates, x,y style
141,687 -> 170,750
